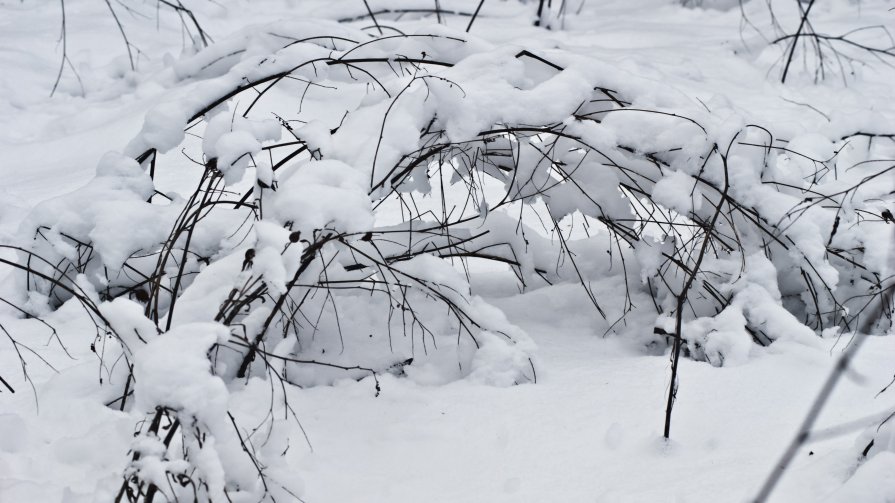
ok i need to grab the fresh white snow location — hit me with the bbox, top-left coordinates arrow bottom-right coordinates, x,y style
1,0 -> 893,502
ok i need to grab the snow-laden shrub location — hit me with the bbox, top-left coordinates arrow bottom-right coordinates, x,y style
742,0 -> 895,84
3,15 -> 893,502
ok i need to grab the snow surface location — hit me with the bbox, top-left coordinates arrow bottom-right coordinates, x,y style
1,0 -> 894,502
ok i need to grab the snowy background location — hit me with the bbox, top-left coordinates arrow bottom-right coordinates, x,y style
1,0 -> 894,502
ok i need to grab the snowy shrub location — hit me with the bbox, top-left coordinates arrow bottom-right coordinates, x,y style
2,2 -> 893,501
742,0 -> 895,84
49,0 -> 213,96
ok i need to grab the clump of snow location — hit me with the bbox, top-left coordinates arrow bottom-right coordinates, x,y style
99,297 -> 159,354
271,159 -> 374,233
203,112 -> 281,185
467,328 -> 536,386
18,152 -> 175,278
133,322 -> 229,420
131,102 -> 189,154
682,305 -> 752,367
652,170 -> 703,214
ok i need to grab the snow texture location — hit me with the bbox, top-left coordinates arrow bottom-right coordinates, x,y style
0,0 -> 893,502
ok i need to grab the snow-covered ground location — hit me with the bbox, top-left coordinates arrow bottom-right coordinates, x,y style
1,1 -> 894,502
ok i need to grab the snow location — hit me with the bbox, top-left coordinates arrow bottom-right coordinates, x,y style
203,113 -> 281,185
288,329 -> 895,503
652,170 -> 703,214
1,0 -> 894,502
826,452 -> 895,503
271,159 -> 375,233
133,323 -> 229,416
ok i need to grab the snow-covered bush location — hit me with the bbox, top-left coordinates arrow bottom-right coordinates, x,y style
742,0 -> 895,84
2,4 -> 893,501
